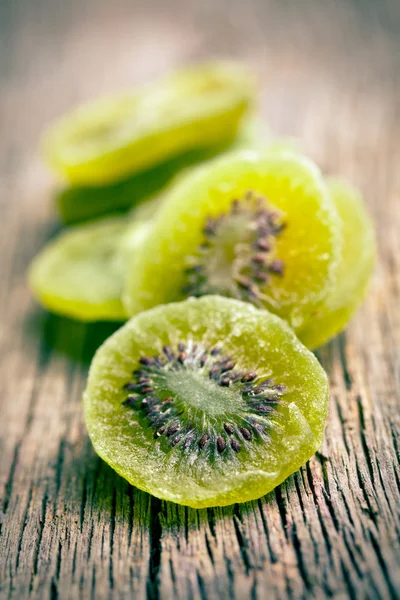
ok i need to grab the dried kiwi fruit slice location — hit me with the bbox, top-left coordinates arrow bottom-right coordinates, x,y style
43,62 -> 254,186
298,178 -> 376,349
28,216 -> 148,322
84,296 -> 329,508
123,150 -> 342,332
56,114 -> 268,225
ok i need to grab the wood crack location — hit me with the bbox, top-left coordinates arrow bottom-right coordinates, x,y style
146,497 -> 163,600
233,508 -> 252,574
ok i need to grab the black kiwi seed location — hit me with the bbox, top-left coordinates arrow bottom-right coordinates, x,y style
252,253 -> 267,264
199,434 -> 209,449
257,239 -> 271,252
141,386 -> 154,394
224,422 -> 235,435
200,354 -> 208,367
122,342 -> 286,456
231,439 -> 241,453
178,352 -> 186,364
123,382 -> 137,391
156,425 -> 166,437
139,356 -> 153,366
163,345 -> 174,360
257,405 -> 276,414
167,424 -> 179,437
241,371 -> 257,383
221,360 -> 235,372
252,423 -> 265,435
240,427 -> 252,441
123,395 -> 137,407
217,437 -> 226,453
182,192 -> 286,302
274,384 -> 286,393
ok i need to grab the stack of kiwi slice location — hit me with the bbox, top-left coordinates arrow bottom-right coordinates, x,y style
28,62 -> 375,508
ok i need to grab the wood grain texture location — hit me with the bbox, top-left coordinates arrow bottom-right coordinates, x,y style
0,0 -> 399,598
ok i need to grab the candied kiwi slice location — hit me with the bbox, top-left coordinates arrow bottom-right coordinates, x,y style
28,216 -> 147,322
298,178 -> 376,349
123,150 -> 342,332
84,296 -> 329,508
43,62 -> 255,186
56,114 -> 267,225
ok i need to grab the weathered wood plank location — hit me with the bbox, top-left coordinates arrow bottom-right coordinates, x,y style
0,1 -> 399,598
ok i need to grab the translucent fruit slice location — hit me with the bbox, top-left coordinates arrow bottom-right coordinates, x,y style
28,216 -> 148,322
43,62 -> 255,186
298,178 -> 376,349
56,114 -> 268,225
84,295 -> 329,508
123,150 -> 342,332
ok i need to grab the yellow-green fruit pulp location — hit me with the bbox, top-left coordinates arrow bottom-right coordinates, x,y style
43,62 -> 255,186
84,296 -> 329,508
123,150 -> 342,333
28,216 -> 148,322
298,178 -> 376,349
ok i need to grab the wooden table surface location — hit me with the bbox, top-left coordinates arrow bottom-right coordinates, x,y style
1,1 -> 400,598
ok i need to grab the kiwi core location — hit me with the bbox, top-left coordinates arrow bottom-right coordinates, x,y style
184,192 -> 286,302
122,341 -> 286,455
161,370 -> 245,416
